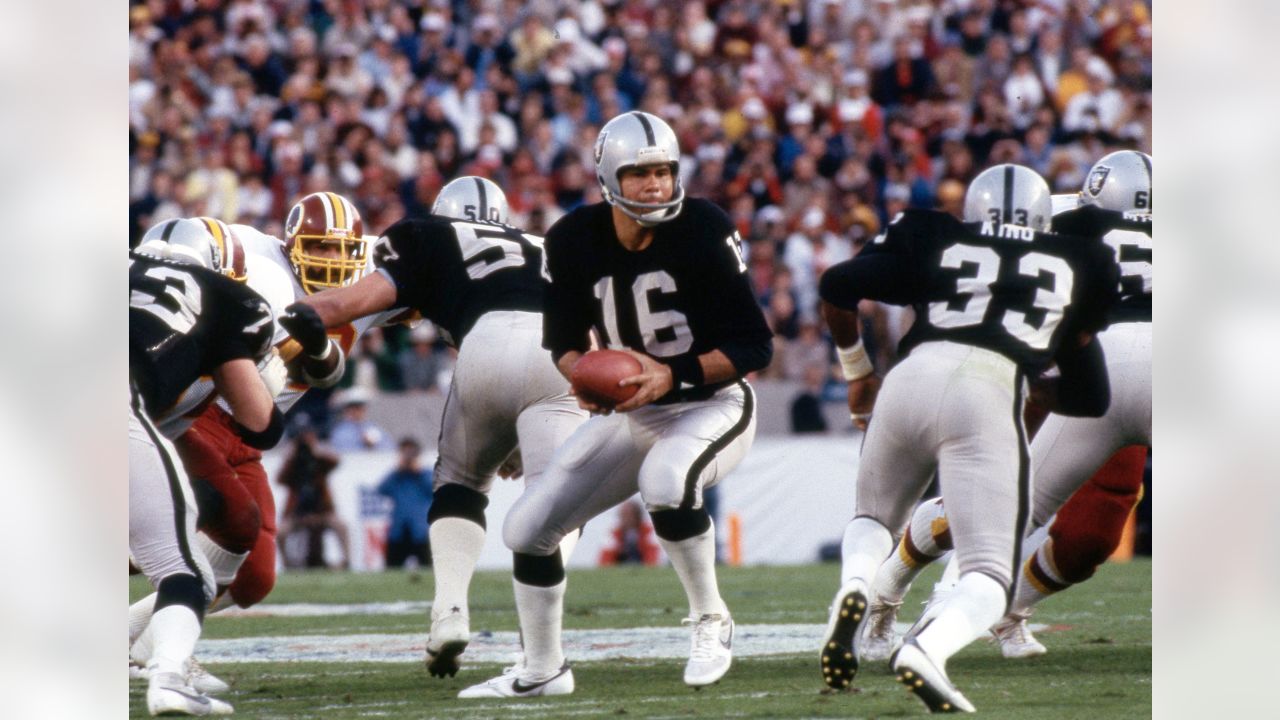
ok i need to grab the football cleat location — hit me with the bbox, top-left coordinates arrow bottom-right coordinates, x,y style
991,615 -> 1047,659
683,613 -> 734,687
457,661 -> 574,699
186,657 -> 230,695
146,671 -> 234,716
819,582 -> 868,690
891,639 -> 975,713
425,607 -> 470,678
861,597 -> 902,662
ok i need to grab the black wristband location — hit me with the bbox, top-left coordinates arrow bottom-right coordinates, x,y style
235,407 -> 285,450
665,354 -> 704,388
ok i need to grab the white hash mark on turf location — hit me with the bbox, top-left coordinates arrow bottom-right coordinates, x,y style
197,622 -> 1049,664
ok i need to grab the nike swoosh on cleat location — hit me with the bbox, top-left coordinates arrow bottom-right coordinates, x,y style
510,667 -> 568,694
167,689 -> 211,705
720,624 -> 734,650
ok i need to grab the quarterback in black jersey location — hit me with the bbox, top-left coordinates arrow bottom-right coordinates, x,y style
463,112 -> 772,700
129,227 -> 289,716
814,164 -> 1118,713
292,176 -> 589,680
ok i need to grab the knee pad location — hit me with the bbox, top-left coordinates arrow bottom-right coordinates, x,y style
227,531 -> 277,608
649,508 -> 711,542
155,573 -> 209,620
428,483 -> 489,529
513,550 -> 564,587
1048,481 -> 1137,584
1087,446 -> 1148,495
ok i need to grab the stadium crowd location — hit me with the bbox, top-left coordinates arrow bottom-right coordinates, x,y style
128,0 -> 1152,400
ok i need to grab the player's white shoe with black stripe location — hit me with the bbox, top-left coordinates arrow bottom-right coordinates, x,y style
860,597 -> 902,662
457,661 -> 574,698
820,581 -> 868,690
683,613 -> 734,687
146,671 -> 233,716
891,639 -> 975,713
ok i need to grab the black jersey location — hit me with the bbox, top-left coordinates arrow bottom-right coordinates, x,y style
129,252 -> 275,416
543,199 -> 773,398
1052,205 -> 1151,323
371,215 -> 547,346
821,210 -> 1119,372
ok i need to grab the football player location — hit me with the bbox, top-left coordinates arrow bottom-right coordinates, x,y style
458,111 -> 773,698
290,176 -> 589,679
861,151 -> 1153,661
817,164 -> 1119,712
130,221 -> 287,715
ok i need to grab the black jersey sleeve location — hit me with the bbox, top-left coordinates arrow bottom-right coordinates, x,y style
819,212 -> 932,308
371,218 -> 439,311
689,204 -> 774,375
1050,335 -> 1111,417
542,213 -> 596,362
209,280 -> 275,366
1065,239 -> 1121,336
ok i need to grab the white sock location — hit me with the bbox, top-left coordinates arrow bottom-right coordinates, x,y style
429,518 -> 485,617
129,593 -> 157,646
512,579 -> 566,676
1010,524 -> 1062,616
657,523 -> 727,617
936,552 -> 961,589
558,528 -> 581,566
146,605 -> 202,677
914,572 -> 1007,667
195,532 -> 249,586
840,517 -> 894,590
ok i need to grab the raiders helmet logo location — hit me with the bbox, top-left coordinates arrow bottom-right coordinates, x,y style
594,131 -> 608,166
1086,166 -> 1111,197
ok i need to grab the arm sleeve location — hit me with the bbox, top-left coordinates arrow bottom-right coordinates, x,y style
695,217 -> 774,377
1051,335 -> 1111,417
372,220 -> 434,311
819,252 -> 921,310
541,223 -> 596,363
210,285 -> 276,366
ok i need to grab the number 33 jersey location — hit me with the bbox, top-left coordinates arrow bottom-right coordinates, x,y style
844,209 -> 1119,371
129,252 -> 275,416
371,215 -> 548,347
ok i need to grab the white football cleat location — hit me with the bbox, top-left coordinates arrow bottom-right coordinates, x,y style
819,581 -> 868,690
425,606 -> 470,678
146,671 -> 234,716
130,662 -> 148,681
186,657 -> 230,695
891,639 -> 975,713
860,597 -> 902,662
991,615 -> 1047,658
683,613 -> 734,687
457,662 -> 574,699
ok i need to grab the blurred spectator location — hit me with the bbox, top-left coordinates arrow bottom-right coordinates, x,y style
598,501 -> 661,566
377,438 -> 433,569
329,389 -> 394,451
399,324 -> 448,394
276,427 -> 351,569
790,364 -> 830,434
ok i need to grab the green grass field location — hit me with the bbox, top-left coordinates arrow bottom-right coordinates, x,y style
129,559 -> 1150,718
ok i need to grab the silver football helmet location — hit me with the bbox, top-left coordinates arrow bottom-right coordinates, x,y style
137,217 -> 247,281
433,176 -> 510,224
594,111 -> 684,226
963,164 -> 1052,232
1080,150 -> 1152,215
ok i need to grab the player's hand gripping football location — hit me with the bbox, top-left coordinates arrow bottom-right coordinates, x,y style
614,349 -> 675,412
280,302 -> 330,357
847,374 -> 881,431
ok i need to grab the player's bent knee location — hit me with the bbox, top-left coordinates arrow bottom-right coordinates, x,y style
428,483 -> 489,529
228,557 -> 276,608
203,500 -> 262,554
1086,446 -> 1148,495
512,550 -> 565,587
649,508 -> 711,542
155,573 -> 209,620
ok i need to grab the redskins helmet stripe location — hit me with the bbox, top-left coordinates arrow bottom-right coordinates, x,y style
197,216 -> 247,281
138,217 -> 245,281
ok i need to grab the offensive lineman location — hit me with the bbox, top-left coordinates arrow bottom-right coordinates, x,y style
817,164 -> 1119,712
860,151 -> 1153,660
291,176 -> 589,678
460,111 -> 773,698
130,225 -> 287,715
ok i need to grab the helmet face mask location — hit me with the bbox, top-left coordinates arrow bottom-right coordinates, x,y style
1080,150 -> 1152,215
433,176 -> 510,224
963,163 -> 1053,232
595,111 -> 685,227
285,192 -> 368,294
138,217 -> 247,281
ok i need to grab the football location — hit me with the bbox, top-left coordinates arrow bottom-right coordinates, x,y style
571,350 -> 643,408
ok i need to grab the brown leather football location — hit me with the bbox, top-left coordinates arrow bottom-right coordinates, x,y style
571,350 -> 643,408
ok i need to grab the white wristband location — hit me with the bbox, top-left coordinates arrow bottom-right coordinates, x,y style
309,340 -> 334,362
837,340 -> 874,381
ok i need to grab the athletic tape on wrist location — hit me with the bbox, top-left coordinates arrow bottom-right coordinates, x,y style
837,340 -> 874,381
